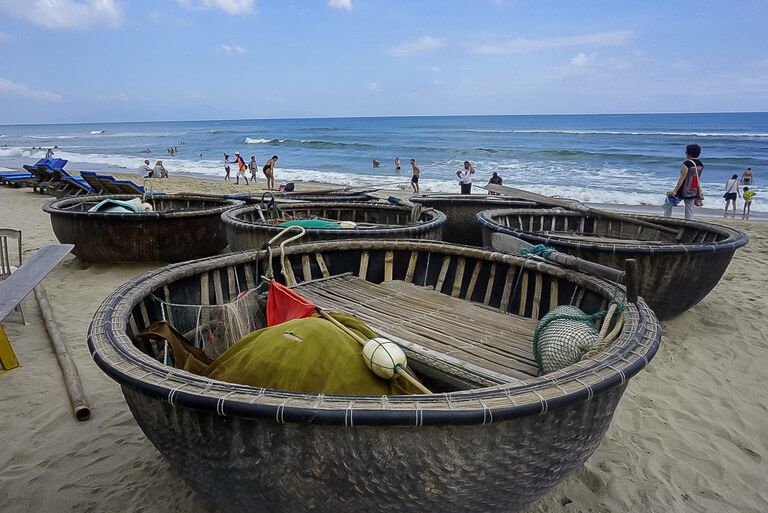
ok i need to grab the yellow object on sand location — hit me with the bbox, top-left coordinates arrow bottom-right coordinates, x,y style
0,324 -> 21,372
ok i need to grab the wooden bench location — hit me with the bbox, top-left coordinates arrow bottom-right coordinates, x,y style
0,244 -> 73,372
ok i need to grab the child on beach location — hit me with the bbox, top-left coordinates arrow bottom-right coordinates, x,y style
723,174 -> 740,218
410,159 -> 420,194
223,154 -> 231,181
742,187 -> 755,220
249,156 -> 258,181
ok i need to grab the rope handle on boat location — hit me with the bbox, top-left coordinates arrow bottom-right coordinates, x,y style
262,225 -> 306,284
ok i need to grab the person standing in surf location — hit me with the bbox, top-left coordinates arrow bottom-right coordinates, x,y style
263,155 -> 278,190
223,154 -> 232,181
457,160 -> 475,194
665,144 -> 703,220
723,174 -> 740,218
395,156 -> 401,171
410,159 -> 420,194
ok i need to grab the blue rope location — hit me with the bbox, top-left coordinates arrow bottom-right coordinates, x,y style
519,244 -> 556,258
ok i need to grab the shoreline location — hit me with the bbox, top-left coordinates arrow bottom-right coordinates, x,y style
14,166 -> 764,222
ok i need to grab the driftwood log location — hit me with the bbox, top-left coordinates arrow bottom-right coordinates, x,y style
34,286 -> 91,421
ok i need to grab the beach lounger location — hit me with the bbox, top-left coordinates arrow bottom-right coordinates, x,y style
0,172 -> 34,187
111,178 -> 145,194
80,171 -> 109,194
96,175 -> 124,194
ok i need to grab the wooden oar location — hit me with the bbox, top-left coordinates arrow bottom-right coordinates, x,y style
490,233 -> 639,303
482,183 -> 684,240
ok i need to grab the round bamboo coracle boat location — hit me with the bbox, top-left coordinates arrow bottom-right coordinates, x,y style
223,201 -> 446,251
410,194 -> 541,246
477,208 -> 748,319
223,190 -> 376,204
88,239 -> 660,513
43,194 -> 244,263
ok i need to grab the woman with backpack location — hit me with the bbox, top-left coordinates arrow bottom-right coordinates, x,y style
665,144 -> 704,220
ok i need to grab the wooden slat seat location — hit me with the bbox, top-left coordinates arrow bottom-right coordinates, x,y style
293,274 -> 539,380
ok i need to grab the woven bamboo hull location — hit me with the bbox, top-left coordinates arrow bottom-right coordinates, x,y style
44,194 -> 243,263
477,208 -> 749,319
123,383 -> 625,513
410,195 -> 540,246
88,239 -> 660,512
224,202 -> 446,251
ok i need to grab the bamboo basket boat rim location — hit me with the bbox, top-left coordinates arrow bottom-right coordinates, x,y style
87,239 -> 660,426
477,208 -> 749,255
223,201 -> 447,235
43,193 -> 244,219
410,194 -> 540,206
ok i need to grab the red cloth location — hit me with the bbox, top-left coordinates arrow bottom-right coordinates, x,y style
266,280 -> 317,326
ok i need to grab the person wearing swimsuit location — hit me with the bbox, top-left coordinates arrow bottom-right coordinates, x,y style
410,159 -> 420,194
263,155 -> 278,190
742,167 -> 753,185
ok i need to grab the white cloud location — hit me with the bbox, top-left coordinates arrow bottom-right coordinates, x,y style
571,52 -> 597,66
328,0 -> 352,12
0,30 -> 9,42
177,0 -> 255,15
220,43 -> 247,55
388,36 -> 445,57
431,66 -> 441,73
472,30 -> 633,55
368,82 -> 379,92
0,0 -> 123,29
0,77 -> 61,101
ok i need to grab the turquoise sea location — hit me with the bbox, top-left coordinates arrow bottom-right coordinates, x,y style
1,112 -> 766,210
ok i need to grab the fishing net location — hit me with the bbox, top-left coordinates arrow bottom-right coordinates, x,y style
153,287 -> 266,360
206,313 -> 415,395
532,305 -> 599,375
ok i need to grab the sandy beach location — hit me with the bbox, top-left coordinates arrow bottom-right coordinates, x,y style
1,179 -> 767,513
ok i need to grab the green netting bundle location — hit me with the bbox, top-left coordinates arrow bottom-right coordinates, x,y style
205,313 -> 412,395
278,219 -> 341,229
532,305 -> 599,375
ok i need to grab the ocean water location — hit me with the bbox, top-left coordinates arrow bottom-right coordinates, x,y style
1,113 -> 766,210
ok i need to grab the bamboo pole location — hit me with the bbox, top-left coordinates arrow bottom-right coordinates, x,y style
483,183 -> 683,238
316,309 -> 432,394
34,286 -> 91,421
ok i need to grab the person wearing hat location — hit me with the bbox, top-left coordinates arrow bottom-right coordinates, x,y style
233,151 -> 249,185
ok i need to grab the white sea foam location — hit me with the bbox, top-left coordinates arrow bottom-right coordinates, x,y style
244,138 -> 277,144
90,130 -> 106,134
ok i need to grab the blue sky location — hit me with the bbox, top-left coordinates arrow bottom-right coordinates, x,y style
0,0 -> 766,123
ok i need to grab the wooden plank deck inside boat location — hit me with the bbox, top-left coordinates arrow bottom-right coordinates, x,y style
293,274 -> 539,382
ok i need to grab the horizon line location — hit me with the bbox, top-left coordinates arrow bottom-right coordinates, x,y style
2,110 -> 766,127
